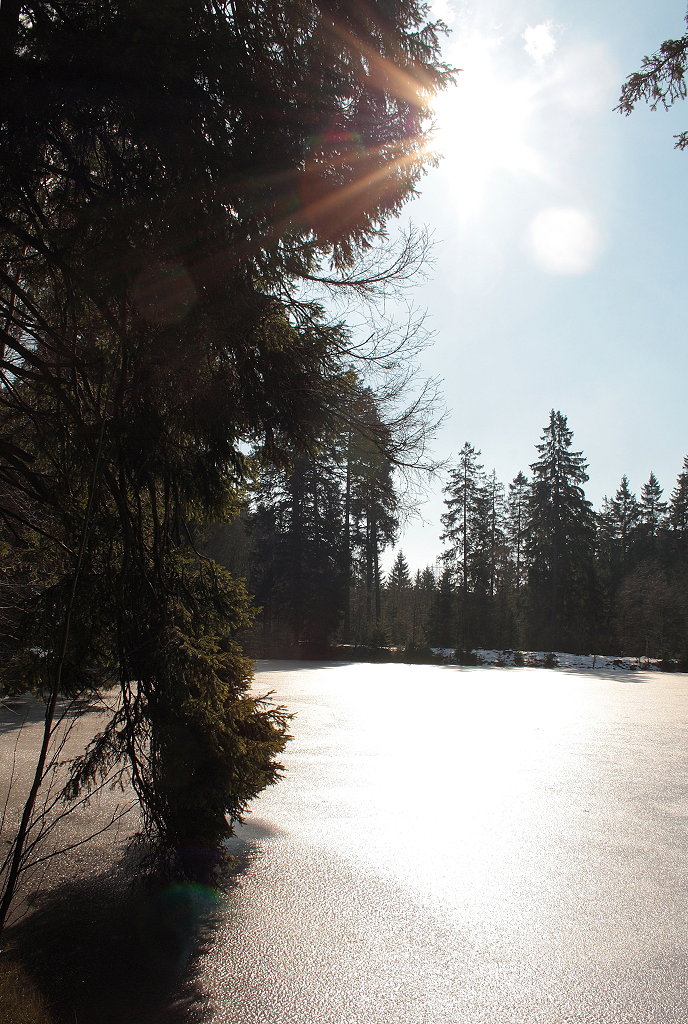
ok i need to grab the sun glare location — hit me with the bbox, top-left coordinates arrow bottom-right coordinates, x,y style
527,206 -> 603,275
429,33 -> 543,218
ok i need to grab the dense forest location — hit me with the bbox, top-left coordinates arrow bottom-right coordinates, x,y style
209,409 -> 688,661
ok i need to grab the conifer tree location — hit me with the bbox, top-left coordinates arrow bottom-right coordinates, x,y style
478,469 -> 507,600
595,477 -> 641,651
526,411 -> 596,651
506,471 -> 530,592
609,475 -> 642,567
426,565 -> 456,648
0,0 -> 451,920
342,390 -> 400,643
249,453 -> 346,644
385,549 -> 413,645
639,472 -> 668,541
440,442 -> 485,647
669,458 -> 688,539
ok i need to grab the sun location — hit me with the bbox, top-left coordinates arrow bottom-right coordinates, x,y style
428,32 -> 544,219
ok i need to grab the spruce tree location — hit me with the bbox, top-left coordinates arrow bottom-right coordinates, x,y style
506,471 -> 530,592
526,411 -> 596,652
595,477 -> 641,652
0,0 -> 451,918
427,565 -> 456,648
249,453 -> 346,645
639,472 -> 668,541
669,457 -> 688,564
440,442 -> 485,647
609,475 -> 642,567
669,457 -> 688,540
385,549 -> 413,645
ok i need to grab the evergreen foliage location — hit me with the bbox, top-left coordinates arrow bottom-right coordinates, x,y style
639,472 -> 668,542
669,457 -> 688,541
0,0 -> 451,917
249,453 -> 346,643
525,411 -> 596,651
384,549 -> 413,644
617,11 -> 688,149
440,441 -> 485,646
224,431 -> 688,662
425,423 -> 688,660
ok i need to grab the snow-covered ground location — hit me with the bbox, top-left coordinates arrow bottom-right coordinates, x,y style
431,648 -> 663,671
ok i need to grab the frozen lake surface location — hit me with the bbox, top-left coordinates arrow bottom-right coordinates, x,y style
193,660 -> 688,1024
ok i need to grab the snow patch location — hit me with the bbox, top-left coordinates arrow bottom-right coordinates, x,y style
431,648 -> 662,671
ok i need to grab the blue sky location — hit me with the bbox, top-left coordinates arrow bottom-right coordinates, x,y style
387,0 -> 688,573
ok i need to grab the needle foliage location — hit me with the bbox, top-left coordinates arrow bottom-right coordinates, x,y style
0,0 -> 450,906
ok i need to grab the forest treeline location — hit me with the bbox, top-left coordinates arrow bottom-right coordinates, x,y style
209,409 -> 688,662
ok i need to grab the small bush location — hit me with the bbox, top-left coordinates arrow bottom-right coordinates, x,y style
403,643 -> 438,664
543,651 -> 558,668
513,650 -> 525,667
453,649 -> 480,666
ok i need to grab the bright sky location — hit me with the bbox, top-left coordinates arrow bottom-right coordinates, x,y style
389,0 -> 688,574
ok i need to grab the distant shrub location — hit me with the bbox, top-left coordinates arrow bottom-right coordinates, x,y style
657,658 -> 687,673
453,649 -> 480,666
543,651 -> 558,668
345,645 -> 391,663
513,650 -> 525,667
403,643 -> 438,664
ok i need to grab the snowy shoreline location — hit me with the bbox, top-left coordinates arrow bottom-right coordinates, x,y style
431,648 -> 666,671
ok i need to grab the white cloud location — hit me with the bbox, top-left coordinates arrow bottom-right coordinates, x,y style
429,0 -> 455,25
526,206 -> 603,275
523,22 -> 556,64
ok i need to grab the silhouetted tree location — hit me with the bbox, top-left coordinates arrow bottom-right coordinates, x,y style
384,549 -> 413,644
0,0 -> 451,925
441,442 -> 485,647
639,471 -> 666,535
525,411 -> 596,651
250,454 -> 346,644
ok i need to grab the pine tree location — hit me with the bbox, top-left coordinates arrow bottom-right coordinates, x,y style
403,566 -> 436,648
385,549 -> 413,645
526,411 -> 596,651
338,388 -> 400,643
347,412 -> 399,643
609,475 -> 642,567
478,469 -> 507,601
440,442 -> 485,647
639,472 -> 668,541
669,457 -> 688,542
595,477 -> 641,652
506,471 -> 530,592
666,457 -> 688,659
0,0 -> 451,920
249,454 -> 345,645
426,565 -> 456,648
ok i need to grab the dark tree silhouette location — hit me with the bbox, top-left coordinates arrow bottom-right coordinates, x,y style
525,411 -> 596,652
0,0 -> 452,926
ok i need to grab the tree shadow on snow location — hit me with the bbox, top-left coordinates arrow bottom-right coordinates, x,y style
0,693 -> 115,736
5,847 -> 233,1024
